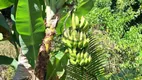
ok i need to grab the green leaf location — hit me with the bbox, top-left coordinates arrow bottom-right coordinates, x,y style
55,51 -> 64,60
46,51 -> 68,79
0,0 -> 15,9
0,56 -> 18,69
75,0 -> 94,17
16,0 -> 45,68
56,11 -> 72,35
0,13 -> 10,32
39,0 -> 46,18
55,52 -> 68,78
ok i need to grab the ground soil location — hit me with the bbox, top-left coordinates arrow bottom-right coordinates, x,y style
0,40 -> 17,80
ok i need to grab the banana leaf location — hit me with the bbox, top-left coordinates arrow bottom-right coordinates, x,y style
0,0 -> 15,10
0,13 -> 10,32
46,51 -> 68,79
75,0 -> 94,17
0,56 -> 18,69
16,0 -> 45,68
56,11 -> 72,35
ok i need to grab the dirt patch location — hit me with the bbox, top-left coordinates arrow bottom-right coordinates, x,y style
0,40 -> 17,80
0,40 -> 17,58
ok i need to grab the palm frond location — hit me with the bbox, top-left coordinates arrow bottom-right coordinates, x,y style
65,35 -> 106,80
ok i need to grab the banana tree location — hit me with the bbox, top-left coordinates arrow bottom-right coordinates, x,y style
0,0 -> 94,80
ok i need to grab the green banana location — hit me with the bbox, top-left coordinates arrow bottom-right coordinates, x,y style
85,58 -> 88,64
77,53 -> 81,61
80,16 -> 85,29
73,41 -> 78,47
79,32 -> 83,41
68,48 -> 72,54
62,37 -> 66,43
88,55 -> 92,63
82,40 -> 87,48
84,52 -> 88,59
70,59 -> 77,65
72,48 -> 77,54
67,40 -> 73,48
65,49 -> 68,53
68,30 -> 74,40
76,59 -> 80,64
83,21 -> 89,32
82,33 -> 86,40
69,56 -> 76,60
77,31 -> 80,40
79,59 -> 85,66
63,29 -> 69,38
70,53 -> 76,58
75,15 -> 79,28
68,35 -> 73,41
70,48 -> 77,57
83,38 -> 89,47
72,30 -> 78,41
62,14 -> 91,66
80,52 -> 84,59
72,13 -> 76,29
78,41 -> 83,48
62,38 -> 72,47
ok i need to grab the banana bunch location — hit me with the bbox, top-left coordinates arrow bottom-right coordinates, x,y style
67,49 -> 92,66
62,14 -> 91,66
72,13 -> 89,32
78,32 -> 90,48
63,29 -> 78,41
78,52 -> 92,66
62,37 -> 73,48
62,29 -> 89,48
62,29 -> 79,48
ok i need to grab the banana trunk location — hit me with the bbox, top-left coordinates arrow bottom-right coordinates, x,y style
35,17 -> 58,80
34,0 -> 66,79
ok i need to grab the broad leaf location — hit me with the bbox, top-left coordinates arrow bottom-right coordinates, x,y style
75,0 -> 94,17
0,56 -> 18,69
46,51 -> 68,79
0,0 -> 15,9
39,0 -> 46,18
16,0 -> 45,68
56,11 -> 72,35
0,13 -> 10,32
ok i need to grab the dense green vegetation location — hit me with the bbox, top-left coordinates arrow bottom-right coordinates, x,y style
87,0 -> 142,79
0,0 -> 142,80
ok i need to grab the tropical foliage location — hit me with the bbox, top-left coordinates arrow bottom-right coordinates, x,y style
0,0 -> 142,80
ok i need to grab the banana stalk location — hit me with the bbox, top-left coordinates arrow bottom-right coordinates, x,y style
34,0 -> 67,80
35,0 -> 59,78
35,17 -> 58,80
45,0 -> 55,27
